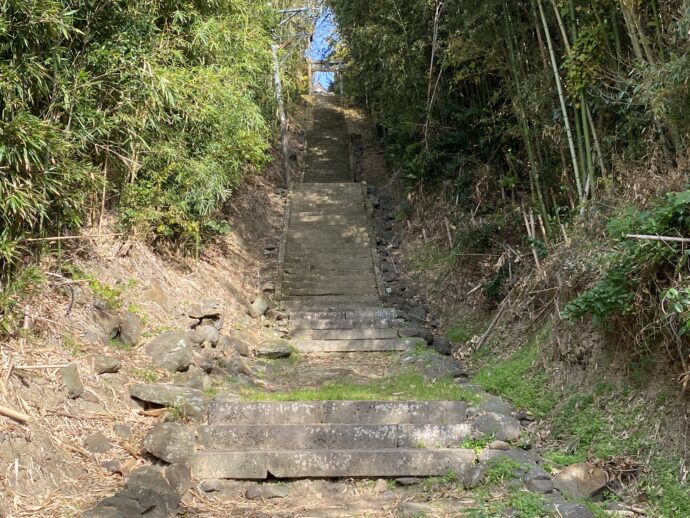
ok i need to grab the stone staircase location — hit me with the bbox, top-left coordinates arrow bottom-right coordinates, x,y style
191,93 -> 475,481
192,401 -> 476,480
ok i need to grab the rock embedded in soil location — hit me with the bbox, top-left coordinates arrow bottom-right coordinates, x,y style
232,338 -> 252,357
143,422 -> 195,464
398,327 -> 434,344
248,294 -> 270,318
256,346 -> 292,359
399,502 -> 434,516
245,484 -> 289,500
145,331 -> 192,372
60,363 -> 84,399
92,354 -> 121,374
553,503 -> 596,518
120,311 -> 143,346
553,462 -> 608,500
432,336 -> 453,355
82,465 -> 181,518
220,357 -> 253,377
113,424 -> 133,441
524,467 -> 554,494
488,440 -> 511,451
373,479 -> 388,493
395,477 -> 422,486
85,432 -> 113,453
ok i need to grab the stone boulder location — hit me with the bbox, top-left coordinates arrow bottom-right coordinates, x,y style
92,309 -> 122,339
129,384 -> 209,420
60,364 -> 84,399
92,355 -> 121,375
120,312 -> 143,347
143,423 -> 195,465
145,332 -> 192,372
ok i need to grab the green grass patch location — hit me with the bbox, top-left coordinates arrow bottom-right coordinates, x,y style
242,372 -> 482,403
473,325 -> 555,416
109,337 -> 131,351
447,318 -> 482,344
131,368 -> 159,382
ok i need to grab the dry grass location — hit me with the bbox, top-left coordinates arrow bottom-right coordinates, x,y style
0,163 -> 285,515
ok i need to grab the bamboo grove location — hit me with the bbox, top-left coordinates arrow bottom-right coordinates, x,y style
0,1 -> 311,284
328,0 -> 689,215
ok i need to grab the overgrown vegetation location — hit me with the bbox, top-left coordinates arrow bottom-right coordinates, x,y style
474,325 -> 556,417
0,0 -> 309,291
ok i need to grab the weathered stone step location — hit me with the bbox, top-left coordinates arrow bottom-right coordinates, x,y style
209,400 -> 468,426
290,307 -> 398,321
289,318 -> 401,331
283,280 -> 378,291
293,337 -> 417,353
197,423 -> 472,451
191,449 -> 475,479
280,301 -> 383,312
282,287 -> 378,297
283,265 -> 375,275
291,328 -> 400,340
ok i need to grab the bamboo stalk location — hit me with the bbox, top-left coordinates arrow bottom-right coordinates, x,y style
24,234 -> 122,242
0,405 -> 30,423
625,235 -> 690,244
537,0 -> 583,203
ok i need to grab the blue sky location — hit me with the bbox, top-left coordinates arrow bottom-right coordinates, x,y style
311,7 -> 336,88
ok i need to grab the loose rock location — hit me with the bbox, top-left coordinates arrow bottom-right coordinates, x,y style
60,363 -> 84,399
553,462 -> 608,500
84,433 -> 113,453
432,336 -> 452,355
92,355 -> 121,375
92,309 -> 122,339
248,294 -> 270,318
143,422 -> 195,464
120,311 -> 143,347
145,331 -> 192,372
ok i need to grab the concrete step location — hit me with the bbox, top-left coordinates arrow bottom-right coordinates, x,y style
291,328 -> 400,340
197,423 -> 472,451
208,400 -> 468,425
293,337 -> 417,353
191,449 -> 475,479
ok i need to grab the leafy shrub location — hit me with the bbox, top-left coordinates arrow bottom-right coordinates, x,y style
562,191 -> 690,335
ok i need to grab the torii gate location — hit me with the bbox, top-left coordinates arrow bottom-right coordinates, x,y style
309,59 -> 345,96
